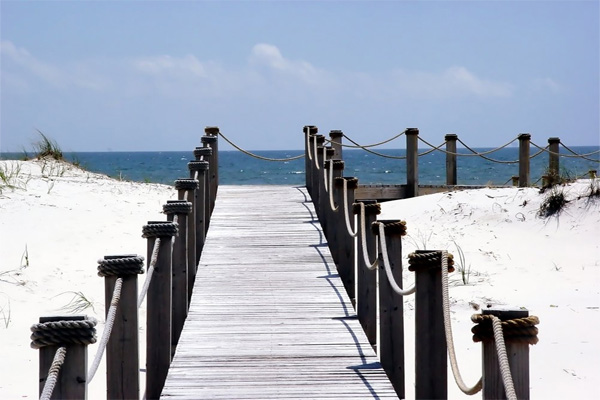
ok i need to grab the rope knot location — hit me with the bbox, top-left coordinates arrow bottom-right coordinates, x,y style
163,201 -> 193,215
372,220 -> 407,236
188,160 -> 209,171
174,178 -> 199,191
31,317 -> 98,349
471,314 -> 540,344
352,202 -> 381,216
194,147 -> 212,158
97,255 -> 145,277
408,250 -> 454,272
142,221 -> 178,238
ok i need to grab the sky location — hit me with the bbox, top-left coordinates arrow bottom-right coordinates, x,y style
1,0 -> 598,152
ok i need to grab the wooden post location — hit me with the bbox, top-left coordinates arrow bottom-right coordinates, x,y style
481,308 -> 531,400
445,134 -> 458,186
98,255 -> 142,400
511,176 -> 519,187
320,147 -> 335,235
37,315 -> 93,400
354,200 -> 380,348
375,220 -> 406,399
327,160 -> 344,265
518,133 -> 531,188
410,250 -> 447,399
334,176 -> 358,304
175,179 -> 199,301
203,126 -> 219,197
304,125 -> 318,196
590,170 -> 597,179
163,201 -> 192,355
313,135 -> 325,218
406,128 -> 419,198
194,148 -> 213,232
548,137 -> 560,183
188,161 -> 208,264
329,129 -> 343,160
143,221 -> 177,400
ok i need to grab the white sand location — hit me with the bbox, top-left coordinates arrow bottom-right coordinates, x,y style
1,159 -> 598,399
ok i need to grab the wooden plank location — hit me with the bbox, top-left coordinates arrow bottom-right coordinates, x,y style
161,186 -> 397,399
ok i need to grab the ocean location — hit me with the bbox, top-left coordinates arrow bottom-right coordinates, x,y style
1,147 -> 598,186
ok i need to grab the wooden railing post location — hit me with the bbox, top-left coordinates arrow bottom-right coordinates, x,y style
375,220 -> 406,399
194,148 -> 213,232
409,250 -> 448,399
175,178 -> 200,301
35,315 -> 95,399
163,201 -> 192,354
188,161 -> 208,264
313,135 -> 325,217
98,255 -> 143,400
304,125 -> 318,196
320,147 -> 335,234
480,308 -> 532,400
143,221 -> 177,400
334,176 -> 358,304
203,126 -> 219,202
354,200 -> 380,348
329,129 -> 343,160
518,133 -> 531,187
327,160 -> 344,265
445,133 -> 458,186
406,128 -> 419,197
548,137 -> 560,183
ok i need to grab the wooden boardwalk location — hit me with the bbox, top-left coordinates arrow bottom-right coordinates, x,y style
161,186 -> 398,399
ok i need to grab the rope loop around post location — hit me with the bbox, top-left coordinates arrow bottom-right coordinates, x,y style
352,202 -> 381,216
31,318 -> 98,349
194,147 -> 213,159
142,221 -> 178,238
372,219 -> 407,237
174,178 -> 200,191
471,314 -> 540,344
163,200 -> 193,215
408,250 -> 454,272
97,255 -> 145,277
188,160 -> 210,172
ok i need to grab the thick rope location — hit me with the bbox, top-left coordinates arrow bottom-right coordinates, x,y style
490,316 -> 518,400
138,238 -> 161,308
97,256 -> 144,277
313,137 -> 321,170
440,250 -> 483,395
327,160 -> 338,211
218,131 -> 304,161
323,130 -> 407,149
39,346 -> 67,400
87,277 -> 122,382
356,202 -> 379,270
457,138 -> 519,164
560,142 -> 600,162
342,179 -> 358,238
415,138 -> 448,156
174,178 -> 199,191
306,131 -> 313,161
375,222 -> 415,295
31,319 -> 97,349
323,159 -> 330,193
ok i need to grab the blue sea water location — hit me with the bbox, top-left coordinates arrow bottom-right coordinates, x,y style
1,147 -> 598,186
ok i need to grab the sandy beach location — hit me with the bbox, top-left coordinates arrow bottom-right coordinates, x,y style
1,159 -> 599,399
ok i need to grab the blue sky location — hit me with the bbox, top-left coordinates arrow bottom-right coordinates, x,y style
1,1 -> 598,152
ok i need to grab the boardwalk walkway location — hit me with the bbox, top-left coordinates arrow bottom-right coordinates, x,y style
161,186 -> 398,399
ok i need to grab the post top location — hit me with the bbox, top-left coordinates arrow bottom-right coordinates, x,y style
548,137 -> 560,143
445,133 -> 458,140
405,128 -> 419,135
204,126 -> 219,135
39,315 -> 88,323
329,129 -> 343,138
104,254 -> 138,260
315,135 -> 325,144
518,133 -> 531,140
482,307 -> 529,320
303,125 -> 318,134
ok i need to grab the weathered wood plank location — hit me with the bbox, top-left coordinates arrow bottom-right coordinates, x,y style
161,186 -> 397,399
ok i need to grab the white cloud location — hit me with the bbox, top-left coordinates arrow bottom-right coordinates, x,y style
134,54 -> 208,78
390,66 -> 514,99
531,77 -> 561,93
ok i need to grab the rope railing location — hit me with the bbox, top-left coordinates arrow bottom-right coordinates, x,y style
527,140 -> 600,162
138,238 -> 161,308
356,202 -> 378,270
323,130 -> 407,149
375,222 -> 415,296
327,160 -> 338,211
39,347 -> 67,400
87,277 -> 123,382
342,179 -> 358,238
440,250 -> 484,396
218,131 -> 304,162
